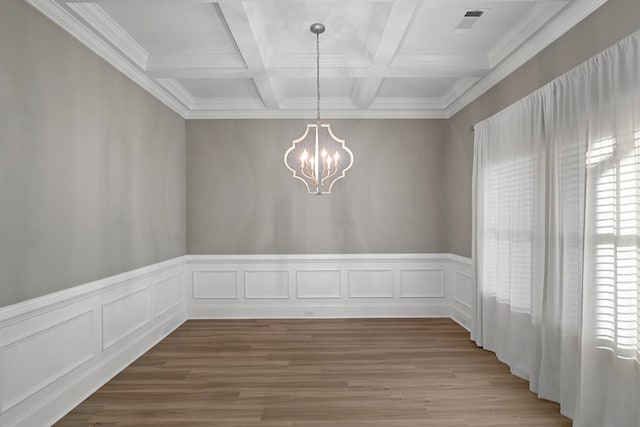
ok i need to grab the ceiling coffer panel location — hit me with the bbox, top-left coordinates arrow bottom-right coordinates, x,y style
33,0 -> 599,118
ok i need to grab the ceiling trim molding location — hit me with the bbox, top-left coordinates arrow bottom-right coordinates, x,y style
352,77 -> 384,109
370,97 -> 446,110
445,0 -> 609,118
441,77 -> 481,108
26,0 -> 609,120
147,54 -> 247,70
26,0 -> 189,117
185,109 -> 449,120
192,98 -> 267,110
66,2 -> 149,69
392,53 -> 490,70
156,79 -> 196,109
279,97 -> 357,111
146,67 -> 253,80
216,1 -> 280,110
486,0 -> 569,68
270,54 -> 373,69
351,0 -> 420,108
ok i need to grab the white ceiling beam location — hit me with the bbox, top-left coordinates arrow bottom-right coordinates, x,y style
216,0 -> 280,109
186,108 -> 449,120
146,67 -> 486,80
353,0 -> 419,108
146,68 -> 253,79
393,53 -> 491,69
146,54 -> 246,71
352,78 -> 384,109
146,65 -> 485,80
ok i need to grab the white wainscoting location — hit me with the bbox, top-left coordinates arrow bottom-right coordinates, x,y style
0,257 -> 187,427
0,253 -> 471,426
449,255 -> 473,331
186,254 -> 472,324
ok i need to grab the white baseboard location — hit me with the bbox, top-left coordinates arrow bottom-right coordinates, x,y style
189,304 -> 452,319
0,253 -> 471,426
0,257 -> 187,427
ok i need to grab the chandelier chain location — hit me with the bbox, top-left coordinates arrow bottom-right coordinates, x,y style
316,31 -> 320,123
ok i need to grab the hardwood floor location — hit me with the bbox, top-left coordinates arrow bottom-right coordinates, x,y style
56,319 -> 571,426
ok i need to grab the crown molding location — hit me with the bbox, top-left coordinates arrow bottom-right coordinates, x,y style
192,98 -> 267,110
370,97 -> 445,110
392,53 -> 490,70
185,109 -> 448,120
156,79 -> 196,109
25,0 -> 190,118
66,2 -> 149,69
445,0 -> 609,118
487,1 -> 568,68
147,54 -> 247,70
441,77 -> 481,109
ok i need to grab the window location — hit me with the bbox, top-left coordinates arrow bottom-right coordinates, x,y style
588,130 -> 640,359
484,152 -> 537,313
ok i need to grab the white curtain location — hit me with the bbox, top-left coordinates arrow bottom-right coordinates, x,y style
472,30 -> 640,425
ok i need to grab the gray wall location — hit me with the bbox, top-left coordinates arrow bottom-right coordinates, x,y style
187,119 -> 447,254
446,0 -> 640,257
3,0 -> 639,307
0,0 -> 186,307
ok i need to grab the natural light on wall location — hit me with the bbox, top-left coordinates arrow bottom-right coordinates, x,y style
588,130 -> 640,359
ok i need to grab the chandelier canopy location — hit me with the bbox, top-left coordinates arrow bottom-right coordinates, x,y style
284,23 -> 354,195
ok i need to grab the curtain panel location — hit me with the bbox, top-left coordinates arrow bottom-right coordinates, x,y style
472,30 -> 640,425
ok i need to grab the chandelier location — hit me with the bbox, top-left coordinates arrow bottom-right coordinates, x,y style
284,23 -> 354,195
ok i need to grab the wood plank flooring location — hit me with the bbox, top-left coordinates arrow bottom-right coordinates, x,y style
56,319 -> 572,426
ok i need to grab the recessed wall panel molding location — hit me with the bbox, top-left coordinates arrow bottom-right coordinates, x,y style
347,269 -> 394,298
454,271 -> 473,308
447,255 -> 474,331
399,268 -> 445,298
296,269 -> 341,299
0,257 -> 187,427
101,286 -> 153,350
154,270 -> 186,318
193,270 -> 239,299
0,311 -> 94,412
244,270 -> 290,299
186,254 -> 471,320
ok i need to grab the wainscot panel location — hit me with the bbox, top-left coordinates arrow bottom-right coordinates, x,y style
448,255 -> 473,331
296,270 -> 342,299
0,257 -> 187,427
193,270 -> 238,299
186,254 -> 472,322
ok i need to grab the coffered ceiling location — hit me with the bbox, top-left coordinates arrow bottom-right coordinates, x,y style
26,0 -> 606,118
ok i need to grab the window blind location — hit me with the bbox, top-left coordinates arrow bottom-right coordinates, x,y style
588,130 -> 640,359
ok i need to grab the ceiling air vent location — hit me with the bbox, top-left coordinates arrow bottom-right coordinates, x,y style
464,10 -> 484,18
454,9 -> 487,34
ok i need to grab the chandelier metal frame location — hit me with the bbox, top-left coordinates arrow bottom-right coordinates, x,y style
284,23 -> 354,195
